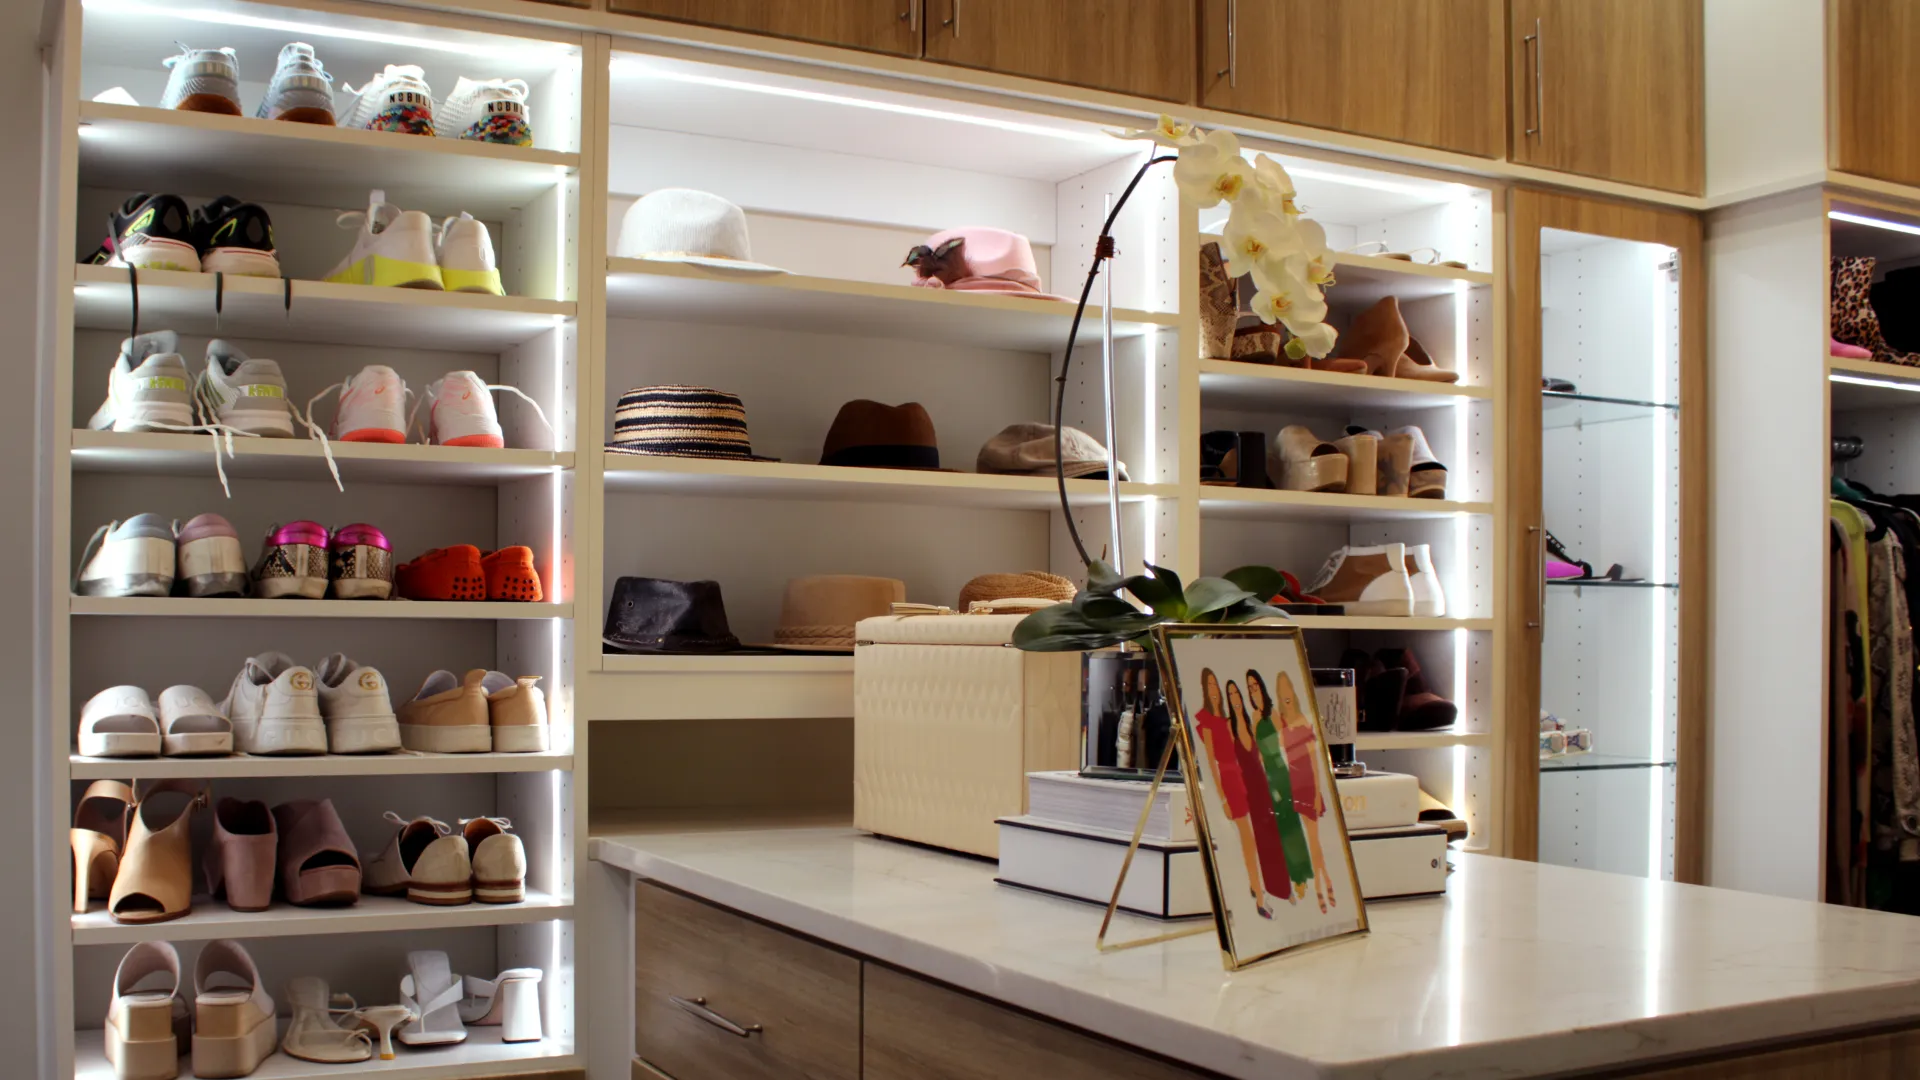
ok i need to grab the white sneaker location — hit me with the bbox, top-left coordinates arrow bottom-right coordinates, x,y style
1406,543 -> 1447,618
197,340 -> 293,437
221,652 -> 327,755
325,190 -> 443,290
75,514 -> 176,597
316,365 -> 410,444
435,213 -> 503,295
436,77 -> 531,146
88,332 -> 193,432
336,65 -> 435,136
159,45 -> 241,115
255,42 -> 334,125
1306,542 -> 1415,617
315,654 -> 401,754
418,372 -> 504,448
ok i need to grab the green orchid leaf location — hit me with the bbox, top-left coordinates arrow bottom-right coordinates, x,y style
1222,598 -> 1292,623
1182,577 -> 1256,618
1012,602 -> 1161,651
1075,593 -> 1145,621
1085,560 -> 1125,596
1222,565 -> 1288,602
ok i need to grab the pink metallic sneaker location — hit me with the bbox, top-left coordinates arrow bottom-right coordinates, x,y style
329,523 -> 394,600
174,513 -> 246,598
251,521 -> 330,600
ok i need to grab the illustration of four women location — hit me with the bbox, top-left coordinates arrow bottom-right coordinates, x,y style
1191,666 -> 1335,917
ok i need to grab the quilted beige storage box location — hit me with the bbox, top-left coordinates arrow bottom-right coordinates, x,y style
854,614 -> 1080,857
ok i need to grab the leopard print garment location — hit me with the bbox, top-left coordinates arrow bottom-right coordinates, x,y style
1833,256 -> 1920,366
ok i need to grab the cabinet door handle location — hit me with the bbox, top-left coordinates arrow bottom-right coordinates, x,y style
899,0 -> 916,31
669,995 -> 762,1038
1523,17 -> 1543,137
1215,0 -> 1237,87
1527,525 -> 1546,629
941,0 -> 958,36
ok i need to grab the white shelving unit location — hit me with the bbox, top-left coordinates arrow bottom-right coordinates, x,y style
42,1 -> 589,1077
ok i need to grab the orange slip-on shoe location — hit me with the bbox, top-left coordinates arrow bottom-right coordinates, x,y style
395,545 -> 485,602
481,547 -> 542,602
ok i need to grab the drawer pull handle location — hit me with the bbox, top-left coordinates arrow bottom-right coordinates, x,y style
670,995 -> 762,1038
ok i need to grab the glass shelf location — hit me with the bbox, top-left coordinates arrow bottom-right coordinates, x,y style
1540,753 -> 1676,773
1542,390 -> 1679,431
1545,578 -> 1677,590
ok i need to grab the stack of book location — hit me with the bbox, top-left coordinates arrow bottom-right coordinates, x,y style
997,770 -> 1452,919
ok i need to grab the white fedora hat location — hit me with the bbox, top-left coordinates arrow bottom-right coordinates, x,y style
614,188 -> 787,273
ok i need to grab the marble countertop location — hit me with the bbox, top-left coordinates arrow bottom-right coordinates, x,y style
591,823 -> 1920,1080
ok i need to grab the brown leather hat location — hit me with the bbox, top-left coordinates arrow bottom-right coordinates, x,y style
957,571 -> 1077,611
819,400 -> 946,471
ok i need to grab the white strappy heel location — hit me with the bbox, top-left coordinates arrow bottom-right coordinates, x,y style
457,967 -> 543,1042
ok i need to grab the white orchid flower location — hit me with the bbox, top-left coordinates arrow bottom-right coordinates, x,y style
1250,155 -> 1301,217
1108,114 -> 1203,148
1221,205 -> 1300,280
1283,321 -> 1339,360
1249,262 -> 1329,329
1173,129 -> 1253,209
1296,218 -> 1337,288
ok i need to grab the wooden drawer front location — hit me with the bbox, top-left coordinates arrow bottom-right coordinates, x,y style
862,964 -> 1211,1080
634,882 -> 861,1080
604,1 -> 921,57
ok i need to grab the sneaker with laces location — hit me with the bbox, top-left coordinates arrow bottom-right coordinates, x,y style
197,341 -> 293,437
159,44 -> 241,116
255,42 -> 334,125
419,371 -> 504,448
174,513 -> 246,598
75,514 -> 176,597
435,213 -> 503,295
336,65 -> 435,136
98,194 -> 200,273
328,523 -> 394,600
251,521 -> 330,600
89,332 -> 193,432
436,77 -> 532,146
221,652 -> 327,755
325,191 -> 443,290
315,654 -> 400,753
319,365 -> 409,443
192,197 -> 281,278
1305,543 -> 1415,617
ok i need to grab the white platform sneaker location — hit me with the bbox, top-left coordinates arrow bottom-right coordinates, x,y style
315,654 -> 401,754
221,652 -> 327,755
1306,542 -> 1416,617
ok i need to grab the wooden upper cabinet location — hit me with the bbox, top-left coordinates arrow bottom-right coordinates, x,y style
1831,0 -> 1920,187
920,0 -> 1196,104
604,0 -> 923,58
1508,0 -> 1704,194
1197,0 -> 1504,158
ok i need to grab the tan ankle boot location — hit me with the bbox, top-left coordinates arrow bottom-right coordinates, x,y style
1330,296 -> 1410,377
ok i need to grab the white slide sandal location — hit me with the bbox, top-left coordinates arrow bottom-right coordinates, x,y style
157,685 -> 232,757
80,686 -> 162,758
457,967 -> 543,1042
104,941 -> 185,1080
190,939 -> 277,1079
397,950 -> 468,1046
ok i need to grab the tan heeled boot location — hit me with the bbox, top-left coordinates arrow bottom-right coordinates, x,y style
1330,296 -> 1410,377
1393,335 -> 1461,383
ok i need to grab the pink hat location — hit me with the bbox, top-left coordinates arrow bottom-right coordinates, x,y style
903,227 -> 1071,302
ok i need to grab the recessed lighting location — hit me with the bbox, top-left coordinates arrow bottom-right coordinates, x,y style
1829,210 -> 1920,237
1831,373 -> 1920,393
81,0 -> 573,61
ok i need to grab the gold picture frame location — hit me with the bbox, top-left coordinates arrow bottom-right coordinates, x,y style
1097,622 -> 1369,970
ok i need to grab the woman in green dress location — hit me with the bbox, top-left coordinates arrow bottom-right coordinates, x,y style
1244,670 -> 1315,904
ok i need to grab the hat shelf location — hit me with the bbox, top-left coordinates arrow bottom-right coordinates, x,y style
602,455 -> 1174,509
47,0 -> 588,1075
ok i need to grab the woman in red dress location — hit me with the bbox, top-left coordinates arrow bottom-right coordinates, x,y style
1275,670 -> 1335,910
1189,669 -> 1275,916
1226,681 -> 1293,909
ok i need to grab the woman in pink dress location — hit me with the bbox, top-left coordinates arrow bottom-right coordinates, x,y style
1275,670 -> 1335,911
1189,669 -> 1277,917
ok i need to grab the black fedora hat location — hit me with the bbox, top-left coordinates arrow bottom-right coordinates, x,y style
603,577 -> 745,654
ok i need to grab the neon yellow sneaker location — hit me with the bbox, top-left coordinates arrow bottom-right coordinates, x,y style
324,190 -> 443,290
435,212 -> 504,295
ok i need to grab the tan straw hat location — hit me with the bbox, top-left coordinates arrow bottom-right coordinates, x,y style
761,575 -> 907,652
956,571 -> 1076,612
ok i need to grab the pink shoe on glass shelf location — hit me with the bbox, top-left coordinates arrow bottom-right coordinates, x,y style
1833,338 -> 1874,360
329,523 -> 394,600
251,521 -> 331,600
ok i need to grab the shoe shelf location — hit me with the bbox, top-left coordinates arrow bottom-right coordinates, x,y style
606,257 -> 1179,352
1829,353 -> 1920,410
71,431 -> 572,486
77,102 -> 579,220
70,890 -> 571,947
1540,753 -> 1678,774
72,265 -> 575,352
68,597 -> 572,619
70,750 -> 575,780
1327,251 -> 1495,305
73,1027 -> 577,1080
1198,359 -> 1491,412
1197,487 -> 1492,522
603,455 -> 1179,510
587,655 -> 854,721
1354,730 -> 1495,752
1289,615 -> 1493,631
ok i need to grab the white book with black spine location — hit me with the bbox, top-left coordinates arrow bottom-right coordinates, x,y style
1024,768 -> 1423,841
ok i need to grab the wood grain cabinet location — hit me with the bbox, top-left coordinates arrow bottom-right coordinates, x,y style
1198,0 -> 1504,158
604,0 -> 924,58
1831,0 -> 1920,187
920,0 -> 1196,104
1508,0 -> 1704,194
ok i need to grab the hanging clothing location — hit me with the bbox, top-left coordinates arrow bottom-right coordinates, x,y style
1869,532 -> 1920,863
1831,500 -> 1873,906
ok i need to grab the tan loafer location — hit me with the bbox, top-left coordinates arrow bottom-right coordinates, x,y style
397,669 -> 491,754
464,817 -> 525,904
482,673 -> 547,753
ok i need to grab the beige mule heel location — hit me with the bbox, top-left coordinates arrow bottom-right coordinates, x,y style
1395,425 -> 1449,499
1333,431 -> 1379,496
110,779 -> 208,925
104,941 -> 185,1080
191,939 -> 278,1079
1271,425 -> 1349,493
72,780 -> 133,914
